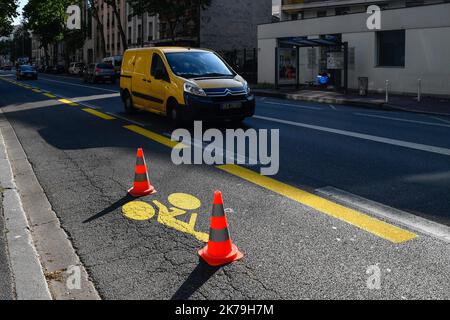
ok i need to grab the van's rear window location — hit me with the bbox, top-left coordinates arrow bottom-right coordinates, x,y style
98,64 -> 114,69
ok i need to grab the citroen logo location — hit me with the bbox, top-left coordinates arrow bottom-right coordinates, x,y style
224,89 -> 232,96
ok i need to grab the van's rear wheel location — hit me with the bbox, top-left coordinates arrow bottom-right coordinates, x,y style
123,92 -> 136,114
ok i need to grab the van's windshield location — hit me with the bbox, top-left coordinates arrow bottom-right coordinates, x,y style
165,51 -> 234,79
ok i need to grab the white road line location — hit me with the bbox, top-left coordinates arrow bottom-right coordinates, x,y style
355,113 -> 450,128
430,116 -> 450,125
316,186 -> 450,243
329,104 -> 337,110
39,77 -> 119,93
254,115 -> 450,156
263,101 -> 323,110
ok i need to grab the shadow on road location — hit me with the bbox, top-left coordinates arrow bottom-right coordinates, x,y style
171,260 -> 220,300
83,194 -> 134,223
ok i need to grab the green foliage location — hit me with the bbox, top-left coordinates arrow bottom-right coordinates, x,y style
0,0 -> 18,37
23,0 -> 71,46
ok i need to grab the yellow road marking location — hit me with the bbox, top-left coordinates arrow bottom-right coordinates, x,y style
32,89 -> 42,93
122,193 -> 209,243
82,108 -> 115,120
123,201 -> 156,221
58,98 -> 78,106
124,125 -> 186,149
43,93 -> 57,98
218,164 -> 417,244
168,193 -> 201,211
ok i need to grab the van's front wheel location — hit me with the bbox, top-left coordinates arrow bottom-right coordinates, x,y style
167,100 -> 183,127
123,92 -> 136,114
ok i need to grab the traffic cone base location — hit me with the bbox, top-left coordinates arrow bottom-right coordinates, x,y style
198,242 -> 243,267
128,185 -> 156,197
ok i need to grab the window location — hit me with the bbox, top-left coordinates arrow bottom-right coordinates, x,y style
151,54 -> 169,81
377,30 -> 405,67
317,10 -> 327,18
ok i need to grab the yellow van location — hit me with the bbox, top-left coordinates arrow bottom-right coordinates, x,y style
120,47 -> 255,123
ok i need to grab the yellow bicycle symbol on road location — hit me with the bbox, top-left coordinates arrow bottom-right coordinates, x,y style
122,193 -> 209,243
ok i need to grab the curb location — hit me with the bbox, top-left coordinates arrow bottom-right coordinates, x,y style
253,90 -> 450,116
0,126 -> 51,300
384,103 -> 450,117
0,109 -> 100,300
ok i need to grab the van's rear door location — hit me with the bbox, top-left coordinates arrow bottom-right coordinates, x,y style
131,52 -> 152,110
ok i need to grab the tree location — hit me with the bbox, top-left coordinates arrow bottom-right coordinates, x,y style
88,0 -> 107,58
127,0 -> 211,44
11,24 -> 31,62
104,0 -> 127,51
23,0 -> 70,66
0,0 -> 18,37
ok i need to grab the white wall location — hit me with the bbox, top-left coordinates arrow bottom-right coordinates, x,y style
344,27 -> 450,96
258,38 -> 277,84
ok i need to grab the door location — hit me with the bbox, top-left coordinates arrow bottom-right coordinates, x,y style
148,53 -> 169,113
131,52 -> 152,110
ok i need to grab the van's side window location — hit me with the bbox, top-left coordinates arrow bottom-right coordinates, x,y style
151,53 -> 169,82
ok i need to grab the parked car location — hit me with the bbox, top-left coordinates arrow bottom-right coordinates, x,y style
16,65 -> 38,80
54,65 -> 66,74
120,47 -> 254,124
68,62 -> 85,75
83,63 -> 116,84
103,56 -> 123,75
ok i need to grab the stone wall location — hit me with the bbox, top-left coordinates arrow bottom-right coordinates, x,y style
200,0 -> 272,51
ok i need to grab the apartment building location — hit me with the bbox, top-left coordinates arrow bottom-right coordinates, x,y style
258,0 -> 450,97
125,4 -> 159,48
95,0 -> 127,59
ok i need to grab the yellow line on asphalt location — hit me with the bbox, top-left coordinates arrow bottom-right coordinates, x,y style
32,89 -> 42,93
217,164 -> 417,244
124,125 -> 186,149
82,108 -> 115,120
58,98 -> 79,106
43,93 -> 57,98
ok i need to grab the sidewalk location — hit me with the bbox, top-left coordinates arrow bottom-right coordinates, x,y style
0,201 -> 14,300
253,88 -> 450,116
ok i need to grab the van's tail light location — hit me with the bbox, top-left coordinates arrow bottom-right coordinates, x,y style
95,68 -> 100,74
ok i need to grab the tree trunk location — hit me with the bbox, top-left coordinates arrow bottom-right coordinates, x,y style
44,44 -> 50,67
168,19 -> 178,44
111,5 -> 128,51
89,0 -> 106,58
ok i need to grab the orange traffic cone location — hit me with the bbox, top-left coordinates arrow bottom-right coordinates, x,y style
128,148 -> 156,197
198,191 -> 243,267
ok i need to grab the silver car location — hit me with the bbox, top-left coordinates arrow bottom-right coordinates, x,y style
83,63 -> 116,84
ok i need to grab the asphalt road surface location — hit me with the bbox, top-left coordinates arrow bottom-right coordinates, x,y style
1,70 -> 450,300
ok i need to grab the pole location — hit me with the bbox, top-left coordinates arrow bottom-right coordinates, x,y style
385,80 -> 389,103
140,0 -> 144,47
343,42 -> 348,94
417,78 -> 422,102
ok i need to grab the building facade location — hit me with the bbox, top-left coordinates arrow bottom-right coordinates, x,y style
125,2 -> 159,48
31,0 -> 273,70
258,0 -> 450,97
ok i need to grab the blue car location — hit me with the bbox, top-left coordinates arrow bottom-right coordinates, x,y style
17,65 -> 38,80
